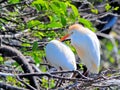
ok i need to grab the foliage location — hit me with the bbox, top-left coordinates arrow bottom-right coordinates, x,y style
41,77 -> 55,89
91,8 -> 98,14
0,56 -> 4,64
6,76 -> 22,87
105,3 -> 111,11
0,0 -> 120,89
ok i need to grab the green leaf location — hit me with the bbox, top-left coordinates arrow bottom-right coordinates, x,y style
109,57 -> 115,63
91,9 -> 98,14
6,76 -> 17,86
59,2 -> 67,16
22,43 -> 31,47
33,31 -> 44,39
31,0 -> 47,11
41,77 -> 48,88
45,31 -> 57,39
32,0 -> 44,4
38,32 -> 44,36
79,18 -> 96,32
32,41 -> 38,51
106,41 -> 113,51
69,12 -> 76,20
50,3 -> 59,13
47,22 -> 62,28
79,63 -> 84,70
8,0 -> 20,4
50,79 -> 55,88
70,4 -> 79,17
0,56 -> 3,62
48,16 -> 53,22
34,4 -> 41,11
114,7 -> 119,11
27,20 -> 41,28
33,53 -> 40,64
105,3 -> 111,11
79,18 -> 92,27
61,16 -> 66,26
51,15 -> 60,22
8,12 -> 18,16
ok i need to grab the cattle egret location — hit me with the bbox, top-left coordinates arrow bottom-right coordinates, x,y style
45,40 -> 76,72
60,24 -> 100,74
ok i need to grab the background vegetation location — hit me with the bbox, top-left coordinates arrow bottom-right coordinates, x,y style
0,0 -> 120,89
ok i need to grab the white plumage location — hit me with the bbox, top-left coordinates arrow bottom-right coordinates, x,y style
45,40 -> 76,71
60,24 -> 100,74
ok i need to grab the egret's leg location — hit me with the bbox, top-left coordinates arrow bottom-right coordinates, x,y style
74,64 -> 88,78
55,67 -> 63,87
82,65 -> 89,77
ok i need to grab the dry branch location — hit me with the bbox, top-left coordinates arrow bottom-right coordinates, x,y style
0,82 -> 27,90
0,45 -> 39,89
0,69 -> 120,89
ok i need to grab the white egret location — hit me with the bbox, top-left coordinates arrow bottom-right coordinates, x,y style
60,24 -> 100,75
45,40 -> 76,72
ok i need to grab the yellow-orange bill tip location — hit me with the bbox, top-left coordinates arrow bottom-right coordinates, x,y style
60,34 -> 70,42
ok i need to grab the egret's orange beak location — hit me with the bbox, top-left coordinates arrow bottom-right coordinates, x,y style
60,34 -> 70,42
